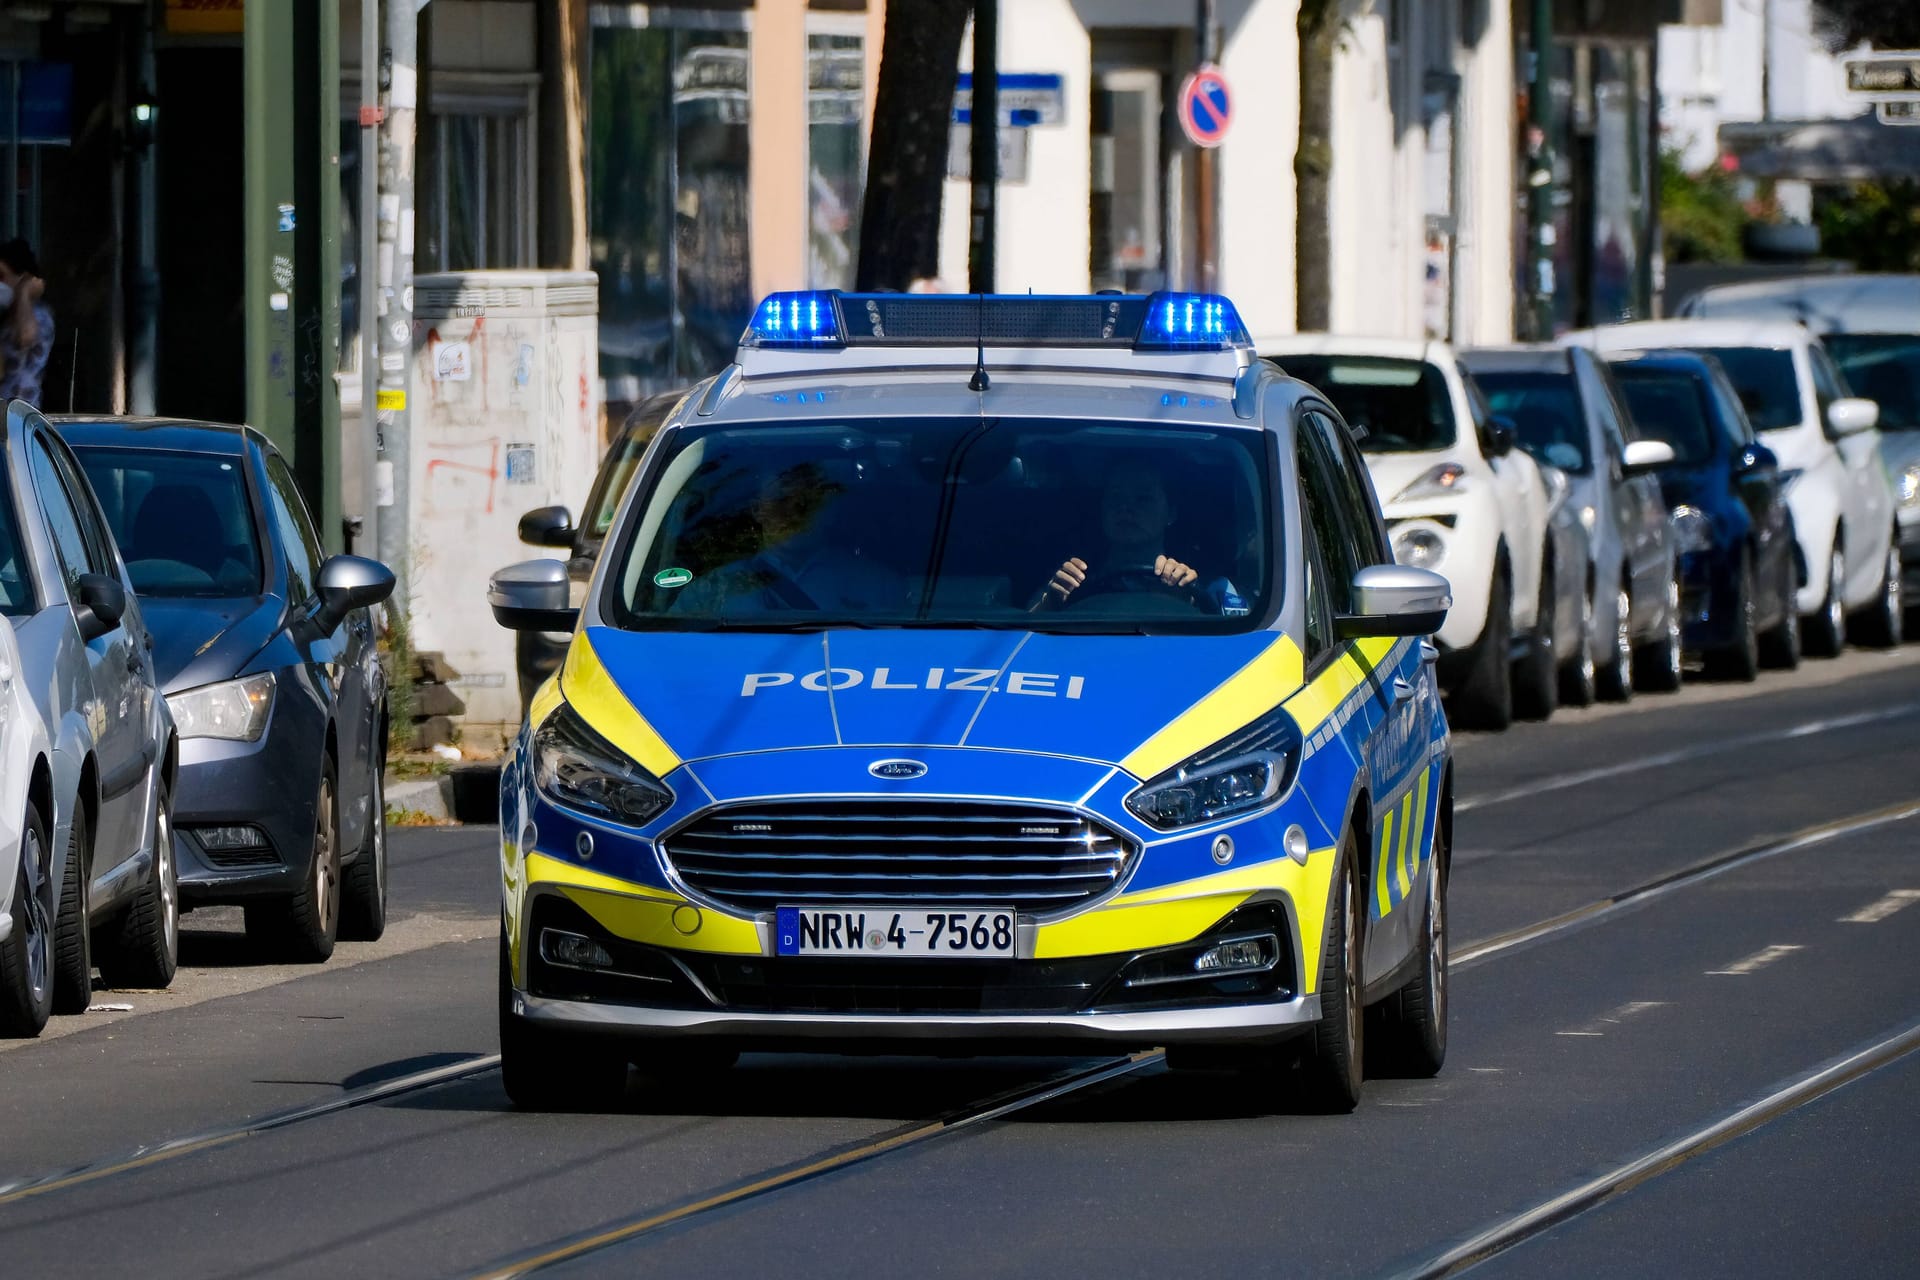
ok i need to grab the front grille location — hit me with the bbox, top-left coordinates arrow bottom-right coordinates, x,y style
662,800 -> 1136,917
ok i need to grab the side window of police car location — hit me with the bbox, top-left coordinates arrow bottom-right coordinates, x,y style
1295,411 -> 1372,662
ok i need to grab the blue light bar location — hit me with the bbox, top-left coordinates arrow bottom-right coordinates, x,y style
1136,292 -> 1249,350
744,291 -> 845,349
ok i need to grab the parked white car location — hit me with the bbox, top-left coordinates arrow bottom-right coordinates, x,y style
0,614 -> 56,1034
1566,319 -> 1901,655
1260,336 -> 1556,728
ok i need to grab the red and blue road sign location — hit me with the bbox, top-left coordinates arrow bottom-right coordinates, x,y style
1177,64 -> 1233,149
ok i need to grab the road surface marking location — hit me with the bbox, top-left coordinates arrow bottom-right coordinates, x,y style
1707,943 -> 1803,976
1556,1000 -> 1669,1038
1841,889 -> 1920,924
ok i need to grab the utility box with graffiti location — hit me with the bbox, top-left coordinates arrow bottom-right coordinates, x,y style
408,270 -> 601,730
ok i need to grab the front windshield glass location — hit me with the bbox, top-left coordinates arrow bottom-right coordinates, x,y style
607,417 -> 1272,633
1276,356 -> 1457,453
0,481 -> 30,616
72,447 -> 264,597
1824,335 -> 1920,431
1694,347 -> 1801,432
1611,368 -> 1716,466
1470,370 -> 1593,472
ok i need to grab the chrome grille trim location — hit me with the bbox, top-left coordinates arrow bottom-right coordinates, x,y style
661,799 -> 1140,919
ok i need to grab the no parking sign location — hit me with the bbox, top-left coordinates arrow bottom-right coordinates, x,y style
1178,64 -> 1233,149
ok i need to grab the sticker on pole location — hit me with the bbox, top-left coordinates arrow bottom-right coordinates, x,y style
1178,64 -> 1233,149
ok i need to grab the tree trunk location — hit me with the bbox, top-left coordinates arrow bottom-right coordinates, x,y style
1295,0 -> 1338,331
856,0 -> 973,292
538,0 -> 590,271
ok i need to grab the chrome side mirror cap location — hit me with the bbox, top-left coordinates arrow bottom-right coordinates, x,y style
489,559 -> 578,632
1827,397 -> 1879,436
1336,564 -> 1452,639
313,554 -> 396,633
1622,439 -> 1676,474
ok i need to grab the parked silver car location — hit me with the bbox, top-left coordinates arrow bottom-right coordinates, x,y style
0,403 -> 177,1036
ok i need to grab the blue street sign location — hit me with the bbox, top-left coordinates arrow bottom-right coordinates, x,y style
953,72 -> 1066,127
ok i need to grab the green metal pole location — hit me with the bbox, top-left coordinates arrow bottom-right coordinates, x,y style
244,0 -> 298,458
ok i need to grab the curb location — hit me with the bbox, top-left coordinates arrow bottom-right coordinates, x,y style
384,776 -> 452,821
383,763 -> 504,825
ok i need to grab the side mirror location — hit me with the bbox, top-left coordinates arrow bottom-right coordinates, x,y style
518,505 -> 577,549
1485,415 -> 1518,458
1335,564 -> 1452,639
489,559 -> 579,632
1826,397 -> 1879,437
1735,442 -> 1778,474
312,554 -> 396,633
1621,439 -> 1676,475
73,572 -> 127,642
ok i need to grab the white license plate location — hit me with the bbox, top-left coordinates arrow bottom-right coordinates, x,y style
775,907 -> 1016,959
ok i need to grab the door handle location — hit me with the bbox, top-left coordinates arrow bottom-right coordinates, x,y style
1392,677 -> 1414,705
1419,641 -> 1440,666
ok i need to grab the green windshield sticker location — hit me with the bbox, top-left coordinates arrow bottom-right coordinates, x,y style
654,567 -> 693,589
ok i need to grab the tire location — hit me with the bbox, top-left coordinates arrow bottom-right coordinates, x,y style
339,763 -> 389,942
1296,831 -> 1365,1113
1595,584 -> 1635,703
1759,546 -> 1801,670
1449,571 -> 1512,731
1848,538 -> 1903,650
1558,586 -> 1597,708
1706,553 -> 1760,683
1512,567 -> 1557,722
50,804 -> 91,1015
499,928 -> 629,1111
96,776 -> 179,990
1635,570 -> 1684,692
245,760 -> 341,963
0,804 -> 54,1037
1368,814 -> 1448,1078
1803,544 -> 1846,659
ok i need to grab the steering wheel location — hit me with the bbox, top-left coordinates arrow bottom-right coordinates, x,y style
1068,562 -> 1195,605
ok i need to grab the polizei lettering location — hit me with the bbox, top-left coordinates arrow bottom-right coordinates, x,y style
741,669 -> 1087,699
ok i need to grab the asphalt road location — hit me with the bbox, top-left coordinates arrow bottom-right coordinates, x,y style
3,646 -> 1918,1279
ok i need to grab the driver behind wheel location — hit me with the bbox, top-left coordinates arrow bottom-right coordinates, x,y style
1033,459 -> 1248,615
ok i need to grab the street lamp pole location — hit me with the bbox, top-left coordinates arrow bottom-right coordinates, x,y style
968,0 -> 998,294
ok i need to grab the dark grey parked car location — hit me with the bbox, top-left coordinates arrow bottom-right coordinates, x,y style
56,419 -> 394,963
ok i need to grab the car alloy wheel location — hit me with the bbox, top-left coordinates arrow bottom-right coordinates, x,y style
1826,549 -> 1844,640
312,773 -> 339,942
158,797 -> 178,966
21,824 -> 49,1008
1614,588 -> 1633,683
1663,576 -> 1683,683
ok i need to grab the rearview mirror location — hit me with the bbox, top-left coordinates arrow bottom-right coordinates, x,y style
1335,565 -> 1452,639
1826,397 -> 1878,437
1621,439 -> 1676,475
1485,415 -> 1518,458
518,505 -> 577,548
73,572 -> 126,642
312,555 -> 397,634
489,559 -> 579,632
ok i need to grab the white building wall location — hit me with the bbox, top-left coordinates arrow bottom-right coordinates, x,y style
1455,0 -> 1514,346
1329,8 -> 1407,336
1218,0 -> 1299,336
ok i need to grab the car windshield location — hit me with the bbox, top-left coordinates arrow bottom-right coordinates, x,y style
1470,370 -> 1593,473
1276,356 -> 1457,453
1693,347 -> 1801,432
606,417 -> 1273,634
1611,368 -> 1716,466
0,480 -> 29,616
1823,335 -> 1920,431
72,447 -> 264,597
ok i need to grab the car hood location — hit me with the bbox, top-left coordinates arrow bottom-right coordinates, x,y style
142,596 -> 284,694
561,624 -> 1292,776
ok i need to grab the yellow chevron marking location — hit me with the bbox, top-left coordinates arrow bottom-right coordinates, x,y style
1121,635 -> 1306,779
1408,767 -> 1432,881
559,631 -> 681,778
1375,808 -> 1396,918
524,851 -> 762,955
1394,787 -> 1415,902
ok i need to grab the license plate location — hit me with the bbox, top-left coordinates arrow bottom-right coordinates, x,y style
775,907 -> 1016,958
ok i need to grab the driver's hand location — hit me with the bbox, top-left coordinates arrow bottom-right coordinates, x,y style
1154,556 -> 1198,588
1048,557 -> 1089,602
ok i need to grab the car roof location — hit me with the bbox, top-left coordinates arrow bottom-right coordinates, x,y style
1458,344 -> 1576,373
1565,318 -> 1814,352
1604,349 -> 1722,377
1253,334 -> 1452,363
49,416 -> 255,455
1680,274 -> 1920,333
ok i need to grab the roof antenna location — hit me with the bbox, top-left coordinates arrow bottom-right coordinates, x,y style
968,291 -> 991,392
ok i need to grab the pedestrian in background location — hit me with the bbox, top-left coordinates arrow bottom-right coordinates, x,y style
0,239 -> 52,408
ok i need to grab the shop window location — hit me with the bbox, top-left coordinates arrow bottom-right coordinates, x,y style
807,22 -> 866,290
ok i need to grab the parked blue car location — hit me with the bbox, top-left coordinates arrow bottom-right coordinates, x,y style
1604,352 -> 1800,680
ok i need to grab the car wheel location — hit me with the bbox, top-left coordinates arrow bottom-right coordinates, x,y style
1759,547 -> 1801,670
499,927 -> 629,1111
1707,553 -> 1761,683
339,763 -> 389,943
1367,809 -> 1447,1078
50,804 -> 91,1015
1449,570 -> 1512,731
245,759 -> 341,963
0,804 -> 54,1037
1803,544 -> 1846,659
97,775 -> 179,990
1558,586 -> 1597,708
1596,585 -> 1635,702
1635,571 -> 1685,692
1295,830 -> 1365,1113
1512,567 -> 1557,722
1847,537 -> 1903,649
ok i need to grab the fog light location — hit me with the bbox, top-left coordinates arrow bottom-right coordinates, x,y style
540,928 -> 613,971
193,824 -> 270,851
1193,933 -> 1279,975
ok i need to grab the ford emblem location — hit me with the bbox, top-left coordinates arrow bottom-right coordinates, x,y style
869,758 -> 928,780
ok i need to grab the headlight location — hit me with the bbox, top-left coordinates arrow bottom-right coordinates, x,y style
1670,504 -> 1713,555
1899,464 -> 1920,509
1392,526 -> 1447,569
1391,463 -> 1469,503
532,703 -> 673,826
1125,707 -> 1303,831
168,673 -> 275,742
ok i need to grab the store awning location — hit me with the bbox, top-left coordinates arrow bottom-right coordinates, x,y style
1720,112 -> 1920,182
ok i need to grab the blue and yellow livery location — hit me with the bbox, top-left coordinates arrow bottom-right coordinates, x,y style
489,291 -> 1455,1112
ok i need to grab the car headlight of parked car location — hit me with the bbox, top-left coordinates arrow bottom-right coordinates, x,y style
168,672 -> 276,742
1670,504 -> 1713,555
1899,463 -> 1920,509
532,702 -> 673,827
1125,707 -> 1303,831
1392,525 -> 1447,569
1391,463 -> 1469,503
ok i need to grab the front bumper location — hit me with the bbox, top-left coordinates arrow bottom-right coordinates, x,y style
171,717 -> 322,904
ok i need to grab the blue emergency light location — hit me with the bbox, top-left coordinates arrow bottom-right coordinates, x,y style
1134,292 -> 1248,350
746,291 -> 845,349
739,289 -> 1248,353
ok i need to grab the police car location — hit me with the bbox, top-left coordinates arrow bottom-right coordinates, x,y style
489,291 -> 1455,1113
